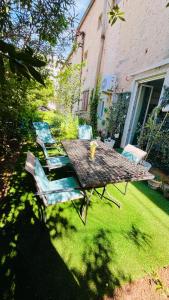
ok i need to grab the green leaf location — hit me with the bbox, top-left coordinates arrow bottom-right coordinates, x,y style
27,65 -> 45,86
0,40 -> 16,56
16,52 -> 46,67
25,46 -> 34,56
9,59 -> 17,74
15,62 -> 31,81
166,2 -> 169,7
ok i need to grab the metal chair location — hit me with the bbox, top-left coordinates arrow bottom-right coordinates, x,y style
36,137 -> 70,171
33,122 -> 56,144
25,151 -> 90,224
78,125 -> 93,140
115,144 -> 148,195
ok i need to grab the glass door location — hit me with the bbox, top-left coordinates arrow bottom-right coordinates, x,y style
131,84 -> 154,144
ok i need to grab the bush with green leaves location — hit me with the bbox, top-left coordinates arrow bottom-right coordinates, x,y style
56,63 -> 83,112
108,93 -> 130,138
90,85 -> 100,136
39,110 -> 78,140
138,86 -> 169,170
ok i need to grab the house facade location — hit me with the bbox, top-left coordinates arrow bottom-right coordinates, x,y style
67,0 -> 169,147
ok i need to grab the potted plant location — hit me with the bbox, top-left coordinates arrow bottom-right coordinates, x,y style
148,175 -> 162,190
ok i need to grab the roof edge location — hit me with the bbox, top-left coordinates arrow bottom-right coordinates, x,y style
65,0 -> 95,63
77,0 -> 95,31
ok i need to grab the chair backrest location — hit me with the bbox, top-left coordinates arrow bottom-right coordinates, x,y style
25,151 -> 49,192
35,127 -> 55,144
33,122 -> 49,130
78,125 -> 93,140
122,144 -> 147,164
25,151 -> 36,177
36,137 -> 49,159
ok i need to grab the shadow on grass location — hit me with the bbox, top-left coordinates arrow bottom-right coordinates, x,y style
0,142 -> 132,300
124,224 -> 152,249
132,182 -> 169,216
0,143 -> 80,300
71,229 -> 132,300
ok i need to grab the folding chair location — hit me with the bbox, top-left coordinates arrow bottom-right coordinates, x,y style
36,137 -> 70,171
25,152 -> 90,224
33,122 -> 56,144
116,144 -> 148,195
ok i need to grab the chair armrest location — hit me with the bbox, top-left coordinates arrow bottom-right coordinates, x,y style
35,187 -> 83,196
46,155 -> 68,159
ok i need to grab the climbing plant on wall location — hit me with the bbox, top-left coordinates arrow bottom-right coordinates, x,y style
108,92 -> 130,139
90,82 -> 101,136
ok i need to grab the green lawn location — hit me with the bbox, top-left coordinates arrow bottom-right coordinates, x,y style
1,142 -> 169,300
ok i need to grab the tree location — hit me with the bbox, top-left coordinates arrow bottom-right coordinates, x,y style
56,63 -> 82,112
0,0 -> 76,83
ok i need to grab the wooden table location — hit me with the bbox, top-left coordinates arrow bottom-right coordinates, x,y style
62,140 -> 154,209
62,140 -> 153,186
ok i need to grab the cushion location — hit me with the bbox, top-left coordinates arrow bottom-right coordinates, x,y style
47,177 -> 83,204
122,150 -> 140,164
78,125 -> 92,140
48,156 -> 70,168
37,128 -> 55,144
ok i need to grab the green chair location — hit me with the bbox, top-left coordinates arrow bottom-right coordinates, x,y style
33,122 -> 56,144
36,137 -> 70,170
25,151 -> 89,224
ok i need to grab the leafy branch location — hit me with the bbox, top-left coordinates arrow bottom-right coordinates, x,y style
108,0 -> 125,26
0,40 -> 46,85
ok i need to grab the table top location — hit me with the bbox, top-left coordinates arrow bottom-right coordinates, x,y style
62,140 -> 154,189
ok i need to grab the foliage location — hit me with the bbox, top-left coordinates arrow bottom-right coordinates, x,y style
0,0 -> 75,50
0,41 -> 46,85
0,0 -> 76,82
108,4 -> 125,26
108,93 -> 130,138
90,86 -> 100,136
138,86 -> 169,168
27,78 -> 55,106
40,110 -> 78,140
56,63 -> 83,112
0,67 -> 55,155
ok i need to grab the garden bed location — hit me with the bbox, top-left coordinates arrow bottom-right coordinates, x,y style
112,265 -> 169,300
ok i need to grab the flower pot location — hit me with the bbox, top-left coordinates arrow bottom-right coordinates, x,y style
140,160 -> 152,171
148,179 -> 162,190
104,139 -> 115,149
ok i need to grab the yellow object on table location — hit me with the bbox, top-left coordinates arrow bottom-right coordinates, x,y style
90,141 -> 98,161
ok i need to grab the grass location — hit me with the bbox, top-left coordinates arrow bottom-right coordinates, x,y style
1,141 -> 169,300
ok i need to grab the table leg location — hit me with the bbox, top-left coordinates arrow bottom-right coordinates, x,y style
94,187 -> 121,208
80,191 -> 91,224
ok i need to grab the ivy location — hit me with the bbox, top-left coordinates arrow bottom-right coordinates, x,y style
90,82 -> 101,136
108,92 -> 130,139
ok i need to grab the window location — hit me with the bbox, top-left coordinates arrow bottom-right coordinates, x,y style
98,101 -> 105,119
81,90 -> 89,111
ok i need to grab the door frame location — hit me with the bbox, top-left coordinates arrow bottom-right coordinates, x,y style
121,72 -> 166,147
130,83 -> 154,143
